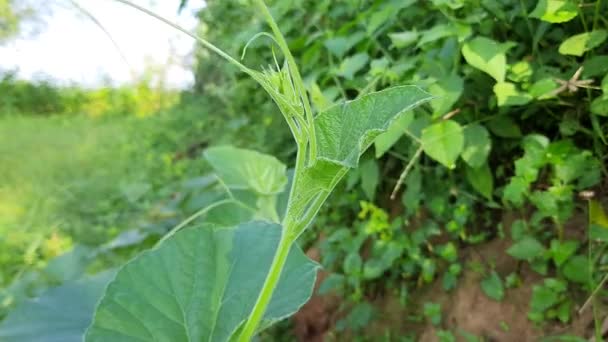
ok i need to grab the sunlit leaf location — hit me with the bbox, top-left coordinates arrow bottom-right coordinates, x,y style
559,30 -> 608,56
462,36 -> 511,82
530,0 -> 578,23
493,82 -> 532,107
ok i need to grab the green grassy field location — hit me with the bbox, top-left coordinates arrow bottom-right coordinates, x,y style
0,113 -> 184,282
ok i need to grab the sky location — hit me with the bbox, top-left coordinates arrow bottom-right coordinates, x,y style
0,0 -> 205,89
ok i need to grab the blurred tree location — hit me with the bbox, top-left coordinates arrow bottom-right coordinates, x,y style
0,0 -> 37,42
0,0 -> 20,41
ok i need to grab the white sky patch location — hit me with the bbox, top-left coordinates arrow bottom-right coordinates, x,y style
0,0 -> 205,89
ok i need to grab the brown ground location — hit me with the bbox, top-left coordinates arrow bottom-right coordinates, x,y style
293,212 -> 603,341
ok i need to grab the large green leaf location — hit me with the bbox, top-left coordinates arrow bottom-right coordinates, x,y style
204,146 -> 287,195
530,0 -> 578,23
85,221 -> 318,342
421,120 -> 464,169
286,86 -> 433,236
461,36 -> 510,82
315,86 -> 433,168
559,30 -> 608,56
0,272 -> 114,342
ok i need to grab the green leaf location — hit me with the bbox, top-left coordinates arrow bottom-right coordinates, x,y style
562,255 -> 589,284
86,222 -> 318,342
591,95 -> 608,116
344,252 -> 362,275
487,116 -> 522,138
374,112 -> 414,157
428,75 -> 464,118
583,56 -> 608,78
204,146 -> 287,195
285,86 -> 432,237
493,82 -> 532,107
367,3 -> 402,35
388,31 -> 418,49
481,271 -> 505,301
559,30 -> 608,56
502,176 -> 528,207
324,32 -> 366,58
461,124 -> 491,168
315,86 -> 433,168
466,163 -> 494,200
530,284 -> 560,312
530,0 -> 578,23
360,159 -> 379,200
507,236 -> 546,260
462,36 -> 509,82
335,53 -> 369,80
550,240 -> 579,267
423,302 -> 442,326
0,272 -> 114,342
529,78 -> 559,99
590,224 -> 608,242
421,120 -> 464,169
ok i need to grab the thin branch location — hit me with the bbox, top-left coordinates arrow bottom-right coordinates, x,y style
69,0 -> 136,80
390,146 -> 423,199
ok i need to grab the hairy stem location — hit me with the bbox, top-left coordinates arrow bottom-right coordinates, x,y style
252,0 -> 317,163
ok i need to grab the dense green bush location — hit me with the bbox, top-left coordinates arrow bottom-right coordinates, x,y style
0,71 -> 179,117
189,0 -> 607,335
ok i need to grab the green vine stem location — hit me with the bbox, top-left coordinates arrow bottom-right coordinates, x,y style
237,231 -> 294,341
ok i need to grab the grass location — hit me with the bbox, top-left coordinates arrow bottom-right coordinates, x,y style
0,112 -> 189,283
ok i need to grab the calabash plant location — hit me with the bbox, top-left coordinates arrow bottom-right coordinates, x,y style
82,1 -> 433,341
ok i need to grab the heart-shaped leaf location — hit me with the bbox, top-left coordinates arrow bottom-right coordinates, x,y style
462,36 -> 510,82
530,0 -> 578,23
559,30 -> 608,56
86,222 -> 318,342
204,146 -> 287,195
421,120 -> 464,169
